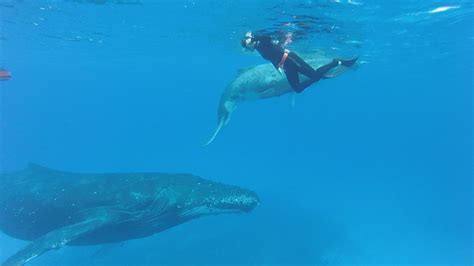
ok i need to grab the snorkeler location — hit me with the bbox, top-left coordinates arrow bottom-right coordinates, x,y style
241,32 -> 357,93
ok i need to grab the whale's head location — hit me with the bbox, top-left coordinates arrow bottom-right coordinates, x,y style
152,174 -> 259,222
178,175 -> 259,217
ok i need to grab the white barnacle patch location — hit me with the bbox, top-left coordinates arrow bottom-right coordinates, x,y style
52,238 -> 69,249
60,238 -> 68,246
221,195 -> 256,206
130,192 -> 144,200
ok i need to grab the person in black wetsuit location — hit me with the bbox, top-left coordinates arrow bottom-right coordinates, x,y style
241,32 -> 357,93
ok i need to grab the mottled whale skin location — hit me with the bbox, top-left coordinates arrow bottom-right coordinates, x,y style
205,51 -> 356,145
0,164 -> 259,266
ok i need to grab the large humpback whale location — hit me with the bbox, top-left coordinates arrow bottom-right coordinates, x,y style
205,51 -> 357,145
0,164 -> 259,266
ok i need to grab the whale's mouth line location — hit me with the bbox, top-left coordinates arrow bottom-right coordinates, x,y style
139,206 -> 243,227
178,206 -> 243,218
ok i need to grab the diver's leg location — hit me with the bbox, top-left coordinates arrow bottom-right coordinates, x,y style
291,53 -> 358,82
289,53 -> 337,83
309,60 -> 340,82
284,65 -> 304,93
284,63 -> 316,93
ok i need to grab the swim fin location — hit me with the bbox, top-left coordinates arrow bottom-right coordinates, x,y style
323,66 -> 348,78
339,57 -> 358,67
324,56 -> 358,78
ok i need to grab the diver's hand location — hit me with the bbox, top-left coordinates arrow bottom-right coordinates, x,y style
245,32 -> 253,38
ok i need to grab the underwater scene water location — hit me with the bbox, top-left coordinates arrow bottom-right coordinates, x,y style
0,0 -> 473,265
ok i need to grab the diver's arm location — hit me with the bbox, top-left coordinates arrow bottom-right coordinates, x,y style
252,35 -> 284,72
252,35 -> 273,45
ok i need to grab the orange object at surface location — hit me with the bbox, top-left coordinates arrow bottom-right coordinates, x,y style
0,69 -> 11,81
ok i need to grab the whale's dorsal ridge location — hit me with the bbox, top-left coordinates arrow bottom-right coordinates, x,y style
237,66 -> 254,75
28,162 -> 50,170
27,162 -> 54,173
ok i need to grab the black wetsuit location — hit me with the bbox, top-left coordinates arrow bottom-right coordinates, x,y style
252,35 -> 340,93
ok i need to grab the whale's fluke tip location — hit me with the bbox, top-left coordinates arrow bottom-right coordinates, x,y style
203,136 -> 216,147
203,119 -> 225,147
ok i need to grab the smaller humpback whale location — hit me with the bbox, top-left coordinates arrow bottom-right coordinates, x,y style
0,164 -> 259,266
204,51 -> 357,146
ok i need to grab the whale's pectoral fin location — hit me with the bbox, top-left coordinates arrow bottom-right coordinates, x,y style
237,66 -> 253,75
289,92 -> 296,107
92,242 -> 126,259
2,218 -> 110,266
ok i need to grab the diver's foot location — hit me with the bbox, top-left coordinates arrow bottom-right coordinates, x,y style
335,57 -> 358,67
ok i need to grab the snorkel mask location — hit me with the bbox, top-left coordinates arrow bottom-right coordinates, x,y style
241,32 -> 255,50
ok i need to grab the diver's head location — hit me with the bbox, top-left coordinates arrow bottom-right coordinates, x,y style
241,32 -> 256,51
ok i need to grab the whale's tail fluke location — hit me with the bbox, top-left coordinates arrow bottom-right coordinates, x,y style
203,118 -> 226,146
203,96 -> 236,146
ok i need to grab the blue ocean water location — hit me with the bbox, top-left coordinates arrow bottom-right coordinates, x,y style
0,0 -> 472,265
